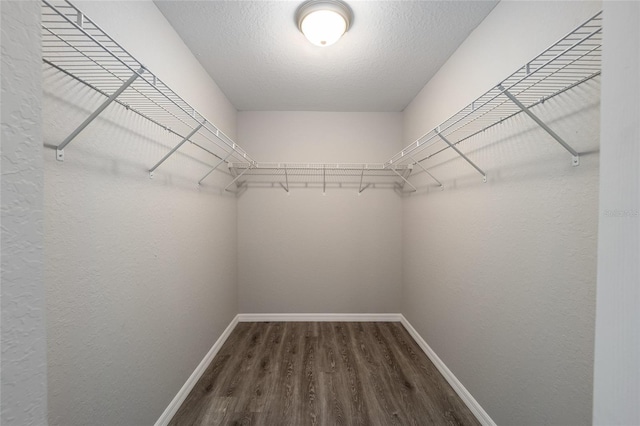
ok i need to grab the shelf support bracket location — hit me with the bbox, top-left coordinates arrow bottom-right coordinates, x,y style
358,167 -> 369,194
56,68 -> 144,161
280,166 -> 290,193
284,166 -> 289,192
390,168 -> 417,192
499,84 -> 580,166
224,165 -> 251,192
149,121 -> 205,177
323,166 -> 326,194
197,151 -> 233,185
410,156 -> 444,190
436,130 -> 487,182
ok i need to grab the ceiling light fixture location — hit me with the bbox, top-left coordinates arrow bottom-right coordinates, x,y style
296,0 -> 353,47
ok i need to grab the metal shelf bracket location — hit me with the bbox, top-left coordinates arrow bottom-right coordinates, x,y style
498,84 -> 580,166
436,129 -> 487,182
323,166 -> 326,195
358,167 -> 370,194
410,156 -> 444,190
43,0 -> 255,173
382,12 -> 600,186
198,151 -> 233,185
56,67 -> 144,161
280,166 -> 290,193
43,1 -> 599,191
149,121 -> 205,177
390,167 -> 417,193
224,165 -> 252,192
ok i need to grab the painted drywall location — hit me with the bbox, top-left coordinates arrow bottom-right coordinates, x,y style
401,2 -> 601,425
593,2 -> 640,424
44,2 -> 239,425
1,2 -> 47,425
237,112 -> 403,314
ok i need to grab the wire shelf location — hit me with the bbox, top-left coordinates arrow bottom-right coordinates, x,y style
43,0 -> 601,193
228,163 -> 414,193
42,0 -> 255,174
385,12 -> 602,175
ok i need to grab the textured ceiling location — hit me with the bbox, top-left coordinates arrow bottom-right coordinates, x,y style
154,1 -> 498,112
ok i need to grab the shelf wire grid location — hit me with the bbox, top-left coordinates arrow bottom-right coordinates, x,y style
228,163 -> 413,187
43,0 -> 601,190
41,0 -> 255,167
386,12 -> 602,168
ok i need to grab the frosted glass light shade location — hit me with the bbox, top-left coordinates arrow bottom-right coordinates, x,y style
301,10 -> 346,46
296,0 -> 353,47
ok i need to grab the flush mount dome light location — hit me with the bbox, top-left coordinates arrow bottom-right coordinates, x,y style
296,0 -> 353,47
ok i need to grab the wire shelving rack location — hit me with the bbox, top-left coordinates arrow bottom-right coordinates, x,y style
42,0 -> 602,194
41,0 -> 255,187
228,163 -> 414,194
385,12 -> 602,184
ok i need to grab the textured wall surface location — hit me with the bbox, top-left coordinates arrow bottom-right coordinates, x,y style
43,2 -> 239,425
1,2 -> 48,425
237,112 -> 403,314
402,2 -> 601,425
593,2 -> 640,424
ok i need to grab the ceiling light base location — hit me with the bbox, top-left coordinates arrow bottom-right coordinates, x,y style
296,0 -> 353,47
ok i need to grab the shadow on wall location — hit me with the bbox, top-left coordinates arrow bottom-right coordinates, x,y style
43,70 -> 236,195
402,81 -> 601,197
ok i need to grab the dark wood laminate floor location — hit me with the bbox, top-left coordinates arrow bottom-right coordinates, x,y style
169,322 -> 480,426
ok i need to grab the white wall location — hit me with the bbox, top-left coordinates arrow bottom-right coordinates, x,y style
237,112 -> 403,314
43,2 -> 238,425
33,1 -> 638,425
593,2 -> 640,424
1,2 -> 47,425
402,2 -> 601,425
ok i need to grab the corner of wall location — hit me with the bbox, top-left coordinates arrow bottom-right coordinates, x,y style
1,1 -> 47,424
592,1 -> 640,424
398,2 -> 602,424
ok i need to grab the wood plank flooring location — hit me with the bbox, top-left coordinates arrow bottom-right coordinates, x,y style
169,322 -> 480,426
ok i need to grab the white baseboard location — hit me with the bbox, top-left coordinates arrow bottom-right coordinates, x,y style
399,315 -> 496,426
156,313 -> 493,426
154,314 -> 239,426
237,313 -> 403,322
